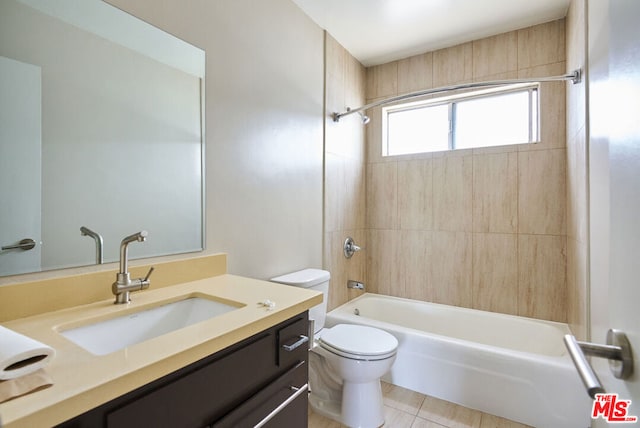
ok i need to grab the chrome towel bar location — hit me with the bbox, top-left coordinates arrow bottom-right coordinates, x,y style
563,329 -> 634,398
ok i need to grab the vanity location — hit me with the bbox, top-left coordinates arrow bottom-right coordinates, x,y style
0,255 -> 322,428
57,312 -> 310,428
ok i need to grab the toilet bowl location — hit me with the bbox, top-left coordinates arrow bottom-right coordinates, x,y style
271,269 -> 398,428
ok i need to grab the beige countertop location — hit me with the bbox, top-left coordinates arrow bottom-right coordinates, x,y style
0,274 -> 322,428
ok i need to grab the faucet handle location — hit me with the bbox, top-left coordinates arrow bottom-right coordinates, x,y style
143,266 -> 155,281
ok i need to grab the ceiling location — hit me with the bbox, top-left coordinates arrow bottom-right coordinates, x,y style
291,0 -> 570,67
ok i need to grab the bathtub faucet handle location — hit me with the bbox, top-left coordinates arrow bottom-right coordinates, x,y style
343,237 -> 362,259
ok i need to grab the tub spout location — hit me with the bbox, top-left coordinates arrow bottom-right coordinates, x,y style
347,280 -> 365,290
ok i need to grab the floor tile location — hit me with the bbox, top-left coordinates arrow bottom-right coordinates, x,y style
308,409 -> 344,428
479,413 -> 532,428
308,383 -> 529,428
417,396 -> 482,428
383,405 -> 417,427
382,381 -> 426,415
411,416 -> 449,427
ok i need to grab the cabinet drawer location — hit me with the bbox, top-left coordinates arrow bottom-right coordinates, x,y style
106,333 -> 275,428
277,315 -> 309,369
212,361 -> 308,428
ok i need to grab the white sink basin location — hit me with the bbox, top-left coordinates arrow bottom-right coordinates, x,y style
59,297 -> 242,355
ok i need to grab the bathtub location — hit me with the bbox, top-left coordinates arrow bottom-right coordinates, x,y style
325,293 -> 591,428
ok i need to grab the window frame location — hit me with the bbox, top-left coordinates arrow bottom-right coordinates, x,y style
382,83 -> 540,156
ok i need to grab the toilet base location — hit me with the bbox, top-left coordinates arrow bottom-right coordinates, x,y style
341,380 -> 385,428
309,352 -> 385,428
309,393 -> 342,423
309,381 -> 384,428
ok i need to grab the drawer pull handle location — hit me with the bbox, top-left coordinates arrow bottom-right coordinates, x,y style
254,383 -> 308,428
282,335 -> 309,352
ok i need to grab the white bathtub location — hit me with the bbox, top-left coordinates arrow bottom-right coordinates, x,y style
325,293 -> 591,428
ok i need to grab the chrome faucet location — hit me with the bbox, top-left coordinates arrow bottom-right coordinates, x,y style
112,231 -> 154,304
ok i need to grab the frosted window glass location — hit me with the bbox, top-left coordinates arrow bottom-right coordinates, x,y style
455,91 -> 530,149
386,104 -> 449,155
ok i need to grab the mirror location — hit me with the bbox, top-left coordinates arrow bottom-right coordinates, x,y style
0,0 -> 205,276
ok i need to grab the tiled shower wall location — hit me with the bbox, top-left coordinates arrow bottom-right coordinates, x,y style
364,20 -> 569,322
566,0 -> 589,339
323,33 -> 367,310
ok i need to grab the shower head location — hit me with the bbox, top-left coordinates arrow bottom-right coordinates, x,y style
342,107 -> 370,125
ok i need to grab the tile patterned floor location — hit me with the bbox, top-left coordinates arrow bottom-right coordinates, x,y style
308,382 -> 532,428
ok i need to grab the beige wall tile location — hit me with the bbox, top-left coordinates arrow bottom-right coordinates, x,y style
432,42 -> 473,87
323,231 -> 346,310
517,19 -> 566,69
565,0 -> 588,337
366,103 -> 386,164
325,32 -> 345,82
324,230 -> 367,311
344,158 -> 366,230
566,236 -> 578,334
433,155 -> 473,232
399,159 -> 433,230
472,70 -> 518,83
346,54 -> 366,109
367,61 -> 398,99
566,134 -> 579,241
566,0 -> 586,139
398,52 -> 433,94
472,233 -> 518,315
367,162 -> 399,229
431,231 -> 472,307
573,239 -> 588,338
324,153 -> 344,233
366,229 -> 402,296
472,31 -> 518,79
323,34 -> 367,311
472,152 -> 518,233
401,230 -> 433,302
357,19 -> 570,324
518,149 -> 567,235
325,35 -> 345,116
518,234 -> 567,322
575,122 -> 588,244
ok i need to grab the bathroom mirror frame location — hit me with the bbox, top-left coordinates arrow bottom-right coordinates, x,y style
0,0 -> 206,277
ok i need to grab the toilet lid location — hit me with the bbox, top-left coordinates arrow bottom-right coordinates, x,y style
318,324 -> 398,357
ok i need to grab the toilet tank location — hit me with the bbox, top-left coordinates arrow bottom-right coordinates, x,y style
270,268 -> 329,333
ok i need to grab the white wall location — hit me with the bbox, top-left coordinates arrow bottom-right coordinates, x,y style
106,0 -> 325,280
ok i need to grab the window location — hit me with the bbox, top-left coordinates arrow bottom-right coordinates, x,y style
382,84 -> 539,156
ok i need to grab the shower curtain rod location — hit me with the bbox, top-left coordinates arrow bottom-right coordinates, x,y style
332,68 -> 582,123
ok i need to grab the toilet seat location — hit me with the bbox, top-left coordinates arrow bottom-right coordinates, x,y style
318,324 -> 398,361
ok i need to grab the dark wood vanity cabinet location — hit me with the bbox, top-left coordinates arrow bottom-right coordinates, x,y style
56,312 -> 309,428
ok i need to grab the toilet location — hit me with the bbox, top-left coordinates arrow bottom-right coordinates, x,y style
271,268 -> 398,428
